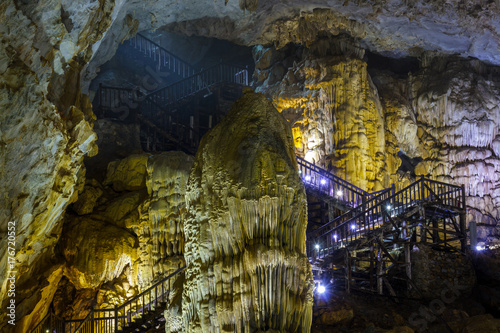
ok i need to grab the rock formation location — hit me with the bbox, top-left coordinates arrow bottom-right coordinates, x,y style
255,40 -> 388,191
182,91 -> 314,332
254,39 -> 500,226
1,0 -> 500,331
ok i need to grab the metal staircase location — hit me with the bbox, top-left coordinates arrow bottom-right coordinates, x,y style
301,162 -> 467,297
30,267 -> 185,333
126,33 -> 195,79
94,62 -> 249,154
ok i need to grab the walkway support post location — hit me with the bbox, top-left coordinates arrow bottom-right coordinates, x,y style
460,184 -> 467,252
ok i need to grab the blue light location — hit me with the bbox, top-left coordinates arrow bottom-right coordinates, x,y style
305,175 -> 311,182
317,284 -> 326,294
320,179 -> 327,185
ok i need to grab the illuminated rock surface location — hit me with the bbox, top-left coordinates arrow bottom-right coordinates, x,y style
0,0 -> 500,332
256,41 -> 389,191
182,91 -> 314,332
255,41 -> 500,226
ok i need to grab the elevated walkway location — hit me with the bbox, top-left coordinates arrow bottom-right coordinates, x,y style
303,164 -> 467,297
63,32 -> 470,333
31,267 -> 185,333
125,33 -> 196,79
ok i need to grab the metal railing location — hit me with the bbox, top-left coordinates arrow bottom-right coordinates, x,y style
309,177 -> 465,259
94,85 -> 144,118
140,62 -> 249,116
30,267 -> 185,333
128,33 -> 195,78
96,63 -> 248,119
297,156 -> 367,208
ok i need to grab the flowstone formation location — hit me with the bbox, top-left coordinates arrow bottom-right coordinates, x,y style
254,40 -> 389,192
254,39 -> 500,229
182,91 -> 314,333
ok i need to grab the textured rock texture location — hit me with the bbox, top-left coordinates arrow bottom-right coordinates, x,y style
411,244 -> 476,299
256,40 -> 389,191
255,40 -> 500,224
182,91 -> 314,332
0,0 -> 108,330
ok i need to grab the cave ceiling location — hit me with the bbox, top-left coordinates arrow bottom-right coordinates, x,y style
82,0 -> 500,91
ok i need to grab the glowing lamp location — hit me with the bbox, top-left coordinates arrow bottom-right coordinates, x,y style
304,175 -> 311,182
320,179 -> 327,185
351,224 -> 356,230
386,204 -> 392,211
476,245 -> 485,251
317,284 -> 326,294
336,190 -> 342,197
315,244 -> 320,250
333,234 -> 338,241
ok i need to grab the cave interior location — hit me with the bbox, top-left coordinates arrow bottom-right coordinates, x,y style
2,1 -> 500,333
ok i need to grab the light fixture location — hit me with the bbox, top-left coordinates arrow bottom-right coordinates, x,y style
317,284 -> 326,294
476,245 -> 485,251
351,224 -> 356,230
336,190 -> 342,197
320,179 -> 327,185
333,234 -> 338,241
305,175 -> 311,182
386,204 -> 392,211
315,244 -> 320,250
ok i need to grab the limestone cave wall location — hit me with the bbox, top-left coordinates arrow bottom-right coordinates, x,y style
254,39 -> 500,226
1,0 -> 500,332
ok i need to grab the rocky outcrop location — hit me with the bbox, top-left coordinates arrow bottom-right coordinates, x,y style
0,0 -> 109,330
373,56 -> 500,223
182,91 -> 314,332
411,244 -> 476,299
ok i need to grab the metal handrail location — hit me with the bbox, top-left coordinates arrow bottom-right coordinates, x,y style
31,267 -> 186,333
129,33 -> 195,78
30,311 -> 64,333
97,63 -> 249,117
310,177 -> 465,259
141,62 -> 248,114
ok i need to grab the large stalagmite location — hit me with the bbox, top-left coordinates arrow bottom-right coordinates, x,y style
182,91 -> 314,332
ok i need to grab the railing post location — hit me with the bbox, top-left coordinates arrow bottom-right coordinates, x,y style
460,184 -> 467,251
91,310 -> 94,333
115,307 -> 118,332
461,184 -> 466,210
419,175 -> 425,200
